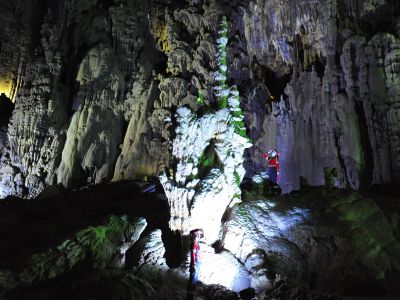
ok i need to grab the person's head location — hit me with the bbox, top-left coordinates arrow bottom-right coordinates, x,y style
190,229 -> 204,242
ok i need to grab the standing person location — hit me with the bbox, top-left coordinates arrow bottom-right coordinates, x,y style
187,229 -> 203,299
262,150 -> 280,184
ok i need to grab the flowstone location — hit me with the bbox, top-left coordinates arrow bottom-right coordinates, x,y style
160,107 -> 251,243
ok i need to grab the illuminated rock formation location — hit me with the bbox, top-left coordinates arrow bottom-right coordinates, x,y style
0,0 -> 397,197
0,0 -> 399,298
239,0 -> 400,192
223,189 -> 400,292
160,107 -> 250,242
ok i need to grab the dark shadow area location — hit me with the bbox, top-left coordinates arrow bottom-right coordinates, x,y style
4,268 -> 151,300
162,229 -> 186,268
3,255 -> 95,300
354,102 -> 373,189
99,0 -> 114,10
313,56 -> 326,78
0,180 -> 170,272
343,272 -> 400,297
358,2 -> 400,39
264,68 -> 291,101
0,93 -> 14,126
31,0 -> 50,51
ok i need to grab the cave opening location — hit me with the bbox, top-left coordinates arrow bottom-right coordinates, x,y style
263,68 -> 291,101
196,139 -> 224,180
250,60 -> 291,101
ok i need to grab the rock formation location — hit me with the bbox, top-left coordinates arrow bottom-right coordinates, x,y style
237,0 -> 400,192
0,0 -> 398,197
0,183 -> 398,299
0,0 -> 399,298
224,188 -> 400,292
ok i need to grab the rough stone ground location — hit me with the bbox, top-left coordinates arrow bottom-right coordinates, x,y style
0,181 -> 399,299
226,183 -> 400,295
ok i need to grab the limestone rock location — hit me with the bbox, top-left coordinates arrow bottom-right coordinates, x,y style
0,0 -> 398,200
223,189 -> 400,292
236,0 -> 400,192
129,228 -> 250,294
130,229 -> 169,279
197,243 -> 250,292
0,215 -> 147,293
160,107 -> 251,242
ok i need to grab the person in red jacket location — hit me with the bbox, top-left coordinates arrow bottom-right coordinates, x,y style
262,150 -> 280,184
187,229 -> 203,299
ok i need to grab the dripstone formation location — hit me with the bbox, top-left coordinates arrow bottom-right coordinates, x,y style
1,0 -> 399,197
0,0 -> 399,299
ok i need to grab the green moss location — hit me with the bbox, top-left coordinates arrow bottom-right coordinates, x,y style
15,216 -> 147,287
330,192 -> 400,279
220,16 -> 228,37
220,56 -> 227,66
196,93 -> 205,105
233,170 -> 241,186
0,270 -> 17,290
220,95 -> 228,108
241,186 -> 400,281
324,167 -> 338,189
197,141 -> 223,179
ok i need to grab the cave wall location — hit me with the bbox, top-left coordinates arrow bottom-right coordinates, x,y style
0,0 -> 399,197
234,0 -> 400,192
0,0 -> 169,197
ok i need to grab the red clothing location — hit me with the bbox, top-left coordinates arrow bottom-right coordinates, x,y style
268,156 -> 279,171
262,152 -> 280,184
192,242 -> 200,263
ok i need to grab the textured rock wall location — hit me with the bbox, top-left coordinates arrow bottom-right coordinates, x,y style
0,1 -> 35,101
231,0 -> 400,192
0,0 -> 166,197
0,0 -> 399,196
223,189 -> 400,292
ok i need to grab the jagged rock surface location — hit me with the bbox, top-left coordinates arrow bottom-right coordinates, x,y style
0,94 -> 18,197
223,188 -> 400,292
0,215 -> 146,292
0,0 -> 398,195
0,1 -> 400,298
0,0 -> 166,198
0,181 -> 399,299
129,229 -> 250,294
160,107 -> 251,242
229,0 -> 400,192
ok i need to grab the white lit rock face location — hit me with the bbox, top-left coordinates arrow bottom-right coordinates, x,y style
0,125 -> 18,198
223,193 -> 400,291
131,230 -> 169,276
0,0 -> 399,298
132,229 -> 250,293
160,107 -> 251,243
57,44 -> 124,187
198,244 -> 250,292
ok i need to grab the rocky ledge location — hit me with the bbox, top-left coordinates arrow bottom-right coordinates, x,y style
0,182 -> 399,299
